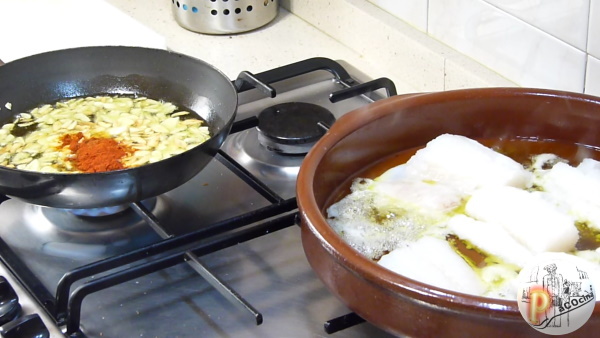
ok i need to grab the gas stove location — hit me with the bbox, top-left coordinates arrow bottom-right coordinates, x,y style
0,58 -> 397,337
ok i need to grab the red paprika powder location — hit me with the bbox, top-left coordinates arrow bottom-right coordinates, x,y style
60,132 -> 135,173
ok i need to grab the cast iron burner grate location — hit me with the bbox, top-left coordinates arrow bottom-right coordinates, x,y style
0,58 -> 397,336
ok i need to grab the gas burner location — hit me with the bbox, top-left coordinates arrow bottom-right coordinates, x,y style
222,102 -> 337,198
257,102 -> 336,155
42,199 -> 158,232
221,128 -> 302,199
0,198 -> 164,260
64,204 -> 130,217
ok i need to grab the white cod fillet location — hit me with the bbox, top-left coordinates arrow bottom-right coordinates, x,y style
465,186 -> 578,253
539,160 -> 600,230
447,214 -> 533,268
368,179 -> 464,224
379,134 -> 532,195
577,158 -> 600,179
378,236 -> 486,295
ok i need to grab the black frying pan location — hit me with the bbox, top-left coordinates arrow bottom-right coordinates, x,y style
0,46 -> 237,208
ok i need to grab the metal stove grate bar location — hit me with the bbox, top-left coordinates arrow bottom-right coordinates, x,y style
233,57 -> 357,93
65,212 -> 297,334
130,200 -> 263,325
324,312 -> 366,334
54,196 -> 297,324
215,149 -> 283,203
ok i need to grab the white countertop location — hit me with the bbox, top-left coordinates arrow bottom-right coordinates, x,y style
107,0 -> 420,91
0,0 -> 421,93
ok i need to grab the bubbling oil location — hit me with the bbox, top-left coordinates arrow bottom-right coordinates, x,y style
326,137 -> 600,261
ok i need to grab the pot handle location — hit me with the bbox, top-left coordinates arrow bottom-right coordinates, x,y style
329,77 -> 397,103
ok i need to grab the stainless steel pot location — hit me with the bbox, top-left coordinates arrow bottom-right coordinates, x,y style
171,0 -> 279,34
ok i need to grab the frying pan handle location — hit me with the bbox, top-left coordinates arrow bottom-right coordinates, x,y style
233,57 -> 357,95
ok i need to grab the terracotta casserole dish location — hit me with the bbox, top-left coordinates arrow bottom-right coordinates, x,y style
296,87 -> 600,337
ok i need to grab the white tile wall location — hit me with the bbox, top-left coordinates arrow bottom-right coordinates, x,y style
364,0 -> 599,94
483,0 -> 589,51
282,0 -> 516,92
367,0 -> 427,31
589,0 -> 600,59
586,55 -> 600,96
428,0 -> 586,92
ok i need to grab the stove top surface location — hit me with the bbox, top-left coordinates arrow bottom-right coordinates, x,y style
0,59 -> 395,337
